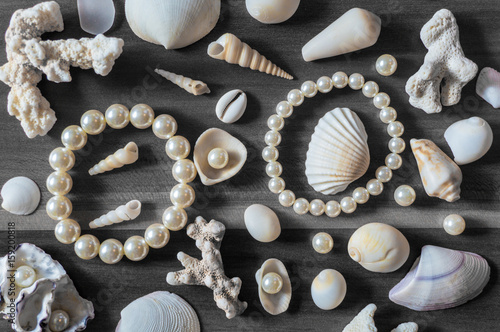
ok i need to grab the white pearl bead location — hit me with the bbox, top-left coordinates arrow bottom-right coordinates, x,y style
165,136 -> 190,160
46,195 -> 72,220
105,104 -> 130,129
130,104 -> 155,129
145,223 -> 170,249
373,92 -> 391,109
443,214 -> 466,236
386,153 -> 403,170
301,80 -> 318,98
309,199 -> 325,216
332,71 -> 348,89
394,185 -> 416,207
49,310 -> 70,332
389,137 -> 406,154
162,206 -> 187,231
293,198 -> 309,215
54,219 -> 81,244
172,159 -> 197,183
312,232 -> 334,254
366,179 -> 384,196
61,125 -> 87,151
340,196 -> 357,213
170,183 -> 195,208
379,107 -> 397,123
74,234 -> 100,260
387,121 -> 404,137
375,166 -> 392,183
362,81 -> 379,98
325,200 -> 341,218
287,89 -> 304,106
352,187 -> 370,204
267,114 -> 284,131
14,265 -> 36,287
348,73 -> 365,90
264,130 -> 282,146
262,146 -> 279,162
124,236 -> 149,261
268,177 -> 285,194
208,148 -> 229,169
317,76 -> 333,93
46,171 -> 72,195
262,272 -> 283,294
80,109 -> 106,135
266,161 -> 283,177
152,114 -> 177,139
49,147 -> 75,171
99,239 -> 124,264
376,54 -> 398,76
279,190 -> 295,207
276,101 -> 293,118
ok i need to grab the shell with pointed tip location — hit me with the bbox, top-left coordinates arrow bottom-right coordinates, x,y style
410,139 -> 462,202
116,291 -> 200,332
193,128 -> 247,185
389,245 -> 490,311
245,0 -> 300,24
348,223 -> 410,273
342,303 -> 377,332
207,33 -> 293,80
444,117 -> 493,165
77,0 -> 115,35
311,269 -> 347,310
155,69 -> 210,96
89,142 -> 139,176
255,258 -> 291,315
391,322 -> 419,332
476,67 -> 500,108
305,108 -> 370,195
125,0 -> 220,50
89,200 -> 142,229
1,176 -> 40,215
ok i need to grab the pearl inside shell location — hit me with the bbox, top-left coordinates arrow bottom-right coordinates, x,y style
207,148 -> 229,169
261,272 -> 283,294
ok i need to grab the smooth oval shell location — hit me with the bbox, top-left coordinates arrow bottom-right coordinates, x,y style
216,89 -> 247,123
311,269 -> 346,310
1,176 -> 40,215
245,0 -> 300,24
476,67 -> 500,108
244,204 -> 281,242
255,258 -> 291,315
348,223 -> 410,273
77,0 -> 115,35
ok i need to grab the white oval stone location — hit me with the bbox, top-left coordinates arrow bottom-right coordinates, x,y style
311,269 -> 347,310
216,89 -> 247,123
244,204 -> 281,242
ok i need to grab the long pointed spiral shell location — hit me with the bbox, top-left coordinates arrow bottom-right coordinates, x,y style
89,200 -> 141,228
155,69 -> 210,96
207,33 -> 293,80
88,142 -> 139,176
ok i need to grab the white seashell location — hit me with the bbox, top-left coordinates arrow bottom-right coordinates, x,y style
216,89 -> 247,123
245,0 -> 300,24
244,204 -> 281,242
410,139 -> 462,202
89,200 -> 141,229
255,258 -> 291,315
1,176 -> 40,215
116,291 -> 200,332
305,107 -> 370,195
391,322 -> 419,332
342,304 -> 418,332
476,67 -> 500,108
193,128 -> 247,185
302,8 -> 381,62
125,0 -> 221,50
89,142 -> 139,176
207,33 -> 293,80
444,117 -> 493,165
77,0 -> 115,35
389,245 -> 490,311
155,69 -> 210,96
348,223 -> 410,273
311,269 -> 346,310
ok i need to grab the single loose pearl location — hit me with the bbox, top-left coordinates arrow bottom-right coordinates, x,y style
379,107 -> 397,124
267,114 -> 284,131
145,223 -> 170,249
162,206 -> 188,231
373,92 -> 391,109
268,177 -> 285,194
376,54 -> 398,76
48,310 -> 70,332
317,76 -> 333,93
262,272 -> 283,294
389,137 -> 406,154
74,234 -> 100,260
61,125 -> 87,151
340,196 -> 357,213
375,166 -> 392,183
362,81 -> 379,98
386,153 -> 403,170
265,130 -> 282,146
262,146 -> 279,162
366,179 -> 384,196
312,232 -> 334,254
309,199 -> 325,216
276,101 -> 293,118
152,114 -> 177,139
165,136 -> 190,160
80,109 -> 106,135
279,190 -> 295,207
49,147 -> 75,171
443,214 -> 466,235
287,89 -> 304,106
301,80 -> 318,98
353,187 -> 370,204
208,148 -> 229,169
172,159 -> 197,183
293,198 -> 309,215
14,265 -> 36,287
46,171 -> 72,196
54,219 -> 81,244
348,73 -> 365,90
130,104 -> 155,129
124,236 -> 149,261
325,200 -> 341,218
387,121 -> 404,137
332,71 -> 348,89
266,161 -> 283,177
170,183 -> 195,208
394,185 -> 416,207
99,239 -> 124,264
46,195 -> 72,220
105,104 -> 129,129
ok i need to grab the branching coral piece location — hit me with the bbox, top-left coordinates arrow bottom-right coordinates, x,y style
342,304 -> 418,332
0,1 -> 124,138
405,9 -> 478,114
166,216 -> 248,319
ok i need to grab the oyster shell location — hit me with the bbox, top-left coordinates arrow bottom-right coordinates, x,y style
476,67 -> 500,108
255,258 -> 291,315
1,176 -> 40,215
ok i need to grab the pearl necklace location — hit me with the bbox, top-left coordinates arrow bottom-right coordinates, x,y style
46,104 -> 197,264
263,72 -> 406,217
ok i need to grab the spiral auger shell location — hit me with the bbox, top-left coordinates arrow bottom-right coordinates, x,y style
88,141 -> 139,176
89,200 -> 142,228
155,68 -> 210,95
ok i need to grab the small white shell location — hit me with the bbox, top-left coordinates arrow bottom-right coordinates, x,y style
444,117 -> 493,165
255,258 -> 291,315
216,89 -> 247,123
244,204 -> 281,242
89,142 -> 139,175
245,0 -> 300,24
77,0 -> 115,35
89,200 -> 142,229
476,67 -> 500,108
311,269 -> 346,310
1,176 -> 40,215
155,69 -> 210,96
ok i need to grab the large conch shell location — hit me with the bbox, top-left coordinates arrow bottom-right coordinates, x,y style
245,0 -> 300,24
389,245 -> 491,311
476,67 -> 500,108
305,107 -> 370,195
207,33 -> 293,80
155,69 -> 210,96
89,200 -> 141,229
116,291 -> 200,332
125,0 -> 221,50
255,258 -> 292,315
89,142 -> 139,176
1,176 -> 40,215
410,139 -> 462,202
342,304 -> 418,332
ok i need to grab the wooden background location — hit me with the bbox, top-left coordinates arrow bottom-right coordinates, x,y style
0,0 -> 498,331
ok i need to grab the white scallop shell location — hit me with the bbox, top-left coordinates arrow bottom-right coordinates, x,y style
244,204 -> 281,242
476,67 -> 500,108
255,258 -> 291,315
216,89 -> 247,123
1,176 -> 40,215
245,0 -> 300,24
116,291 -> 200,332
311,269 -> 346,310
305,107 -> 370,195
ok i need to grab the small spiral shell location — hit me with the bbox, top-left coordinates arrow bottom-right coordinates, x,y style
89,142 -> 139,176
155,69 -> 210,96
89,200 -> 141,228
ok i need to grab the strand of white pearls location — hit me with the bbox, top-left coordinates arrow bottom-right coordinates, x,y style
263,72 -> 406,217
47,104 -> 197,264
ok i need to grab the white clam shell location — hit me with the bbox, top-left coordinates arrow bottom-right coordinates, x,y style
1,176 -> 40,215
305,107 -> 370,195
244,204 -> 281,242
389,245 -> 490,311
216,89 -> 247,123
444,117 -> 493,165
245,0 -> 300,24
476,67 -> 500,108
348,223 -> 410,273
255,258 -> 291,315
311,269 -> 346,310
77,0 -> 115,35
116,291 -> 200,332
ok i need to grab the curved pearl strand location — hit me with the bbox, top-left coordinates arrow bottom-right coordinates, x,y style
47,104 -> 196,264
264,73 -> 405,217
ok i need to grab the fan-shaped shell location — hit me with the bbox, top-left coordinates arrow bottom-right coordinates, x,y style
476,67 -> 500,108
305,107 -> 370,195
255,259 -> 291,315
389,245 -> 491,311
1,176 -> 40,215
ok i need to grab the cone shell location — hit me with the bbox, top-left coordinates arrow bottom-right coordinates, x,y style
389,245 -> 491,311
305,107 -> 370,195
255,258 -> 291,315
476,67 -> 500,108
1,176 -> 40,215
155,69 -> 210,96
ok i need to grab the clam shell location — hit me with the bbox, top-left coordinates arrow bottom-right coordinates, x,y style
389,245 -> 491,311
255,259 -> 291,315
244,204 -> 281,242
305,107 -> 370,195
245,0 -> 300,24
311,269 -> 347,310
77,0 -> 115,35
116,291 -> 200,332
216,89 -> 247,123
1,176 -> 40,215
193,128 -> 247,185
476,67 -> 500,108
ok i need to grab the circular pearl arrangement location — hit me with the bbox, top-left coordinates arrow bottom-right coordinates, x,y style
263,73 -> 406,217
47,104 -> 196,264
443,214 -> 466,236
261,272 -> 283,294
